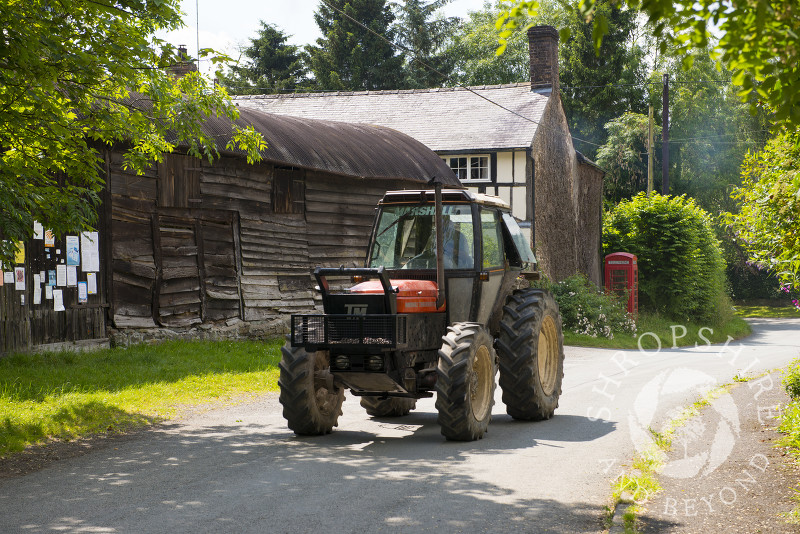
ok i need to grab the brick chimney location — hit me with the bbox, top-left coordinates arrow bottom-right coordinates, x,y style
528,25 -> 559,94
168,45 -> 198,78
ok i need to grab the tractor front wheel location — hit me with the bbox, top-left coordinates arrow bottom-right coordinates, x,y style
435,323 -> 497,441
278,344 -> 345,435
496,288 -> 564,420
360,397 -> 417,417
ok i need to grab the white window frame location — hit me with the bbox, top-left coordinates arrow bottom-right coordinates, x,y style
442,154 -> 492,183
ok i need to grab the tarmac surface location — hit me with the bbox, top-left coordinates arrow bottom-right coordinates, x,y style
639,371 -> 800,533
1,318 -> 798,533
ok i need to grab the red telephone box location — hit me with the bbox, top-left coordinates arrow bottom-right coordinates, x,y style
604,252 -> 638,314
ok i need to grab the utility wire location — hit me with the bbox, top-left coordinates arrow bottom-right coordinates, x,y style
299,0 -> 605,149
229,2 -> 757,151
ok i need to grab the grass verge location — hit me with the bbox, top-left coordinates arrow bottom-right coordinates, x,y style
777,359 -> 800,524
0,339 -> 283,457
564,313 -> 751,350
606,382 -> 742,533
734,305 -> 800,319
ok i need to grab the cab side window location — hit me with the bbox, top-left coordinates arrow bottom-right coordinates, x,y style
480,209 -> 504,269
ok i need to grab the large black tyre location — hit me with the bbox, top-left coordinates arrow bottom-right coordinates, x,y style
278,343 -> 345,435
360,397 -> 417,417
496,288 -> 564,421
435,323 -> 497,441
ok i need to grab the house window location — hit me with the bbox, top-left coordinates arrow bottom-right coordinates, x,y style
444,155 -> 491,182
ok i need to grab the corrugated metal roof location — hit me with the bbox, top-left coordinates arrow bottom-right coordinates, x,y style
207,107 -> 461,186
235,83 -> 549,152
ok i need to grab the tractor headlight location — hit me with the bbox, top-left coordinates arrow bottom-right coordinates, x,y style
366,355 -> 384,371
334,355 -> 351,370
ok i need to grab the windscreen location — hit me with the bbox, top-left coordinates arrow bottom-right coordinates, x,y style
369,204 -> 475,270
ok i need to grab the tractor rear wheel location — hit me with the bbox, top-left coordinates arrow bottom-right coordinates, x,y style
360,397 -> 417,417
279,344 -> 344,435
496,288 -> 564,420
435,323 -> 497,440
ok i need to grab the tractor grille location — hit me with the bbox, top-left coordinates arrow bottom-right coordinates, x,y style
291,315 -> 406,348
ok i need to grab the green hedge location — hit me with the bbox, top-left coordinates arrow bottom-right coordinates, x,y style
603,193 -> 729,323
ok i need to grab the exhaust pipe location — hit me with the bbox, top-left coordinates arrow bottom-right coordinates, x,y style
434,181 -> 445,309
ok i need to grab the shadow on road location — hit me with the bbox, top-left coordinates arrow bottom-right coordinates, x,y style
1,408 -> 614,533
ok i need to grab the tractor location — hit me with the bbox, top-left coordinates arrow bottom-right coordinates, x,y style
279,186 -> 564,441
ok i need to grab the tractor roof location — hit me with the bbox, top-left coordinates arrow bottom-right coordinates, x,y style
380,190 -> 511,210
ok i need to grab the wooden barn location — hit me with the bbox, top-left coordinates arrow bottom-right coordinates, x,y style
0,110 -> 460,354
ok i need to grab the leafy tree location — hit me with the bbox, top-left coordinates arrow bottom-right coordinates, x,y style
392,0 -> 459,88
644,50 -> 771,213
220,22 -> 308,95
558,2 -> 647,159
604,193 -> 729,323
726,129 -> 800,293
595,112 -> 658,203
0,0 -> 266,264
307,0 -> 403,90
497,0 -> 800,130
443,1 -> 564,87
444,1 -> 646,157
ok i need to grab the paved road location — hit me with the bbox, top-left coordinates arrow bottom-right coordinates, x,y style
1,318 -> 798,533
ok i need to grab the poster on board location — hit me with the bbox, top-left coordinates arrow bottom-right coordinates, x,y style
56,264 -> 66,286
80,232 -> 100,272
53,289 -> 65,312
86,272 -> 97,295
66,236 -> 80,266
14,242 -> 24,264
77,281 -> 88,303
14,267 -> 25,290
33,274 -> 42,305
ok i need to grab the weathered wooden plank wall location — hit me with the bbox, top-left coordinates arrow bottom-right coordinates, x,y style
0,233 -> 107,354
2,144 -> 424,352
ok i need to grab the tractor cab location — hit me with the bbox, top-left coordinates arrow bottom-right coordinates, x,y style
363,189 -> 537,324
281,189 -> 564,442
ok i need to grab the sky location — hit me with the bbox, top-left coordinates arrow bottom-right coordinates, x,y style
160,0 -> 490,76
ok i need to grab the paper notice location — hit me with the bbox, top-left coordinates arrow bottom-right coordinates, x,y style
66,266 -> 77,287
33,274 -> 42,305
66,236 -> 80,266
14,267 -> 25,290
56,264 -> 66,286
86,272 -> 97,295
80,231 -> 100,272
53,289 -> 65,312
34,221 -> 44,240
44,229 -> 55,248
46,285 -> 53,300
77,281 -> 88,303
14,241 -> 24,264
3,271 -> 13,284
